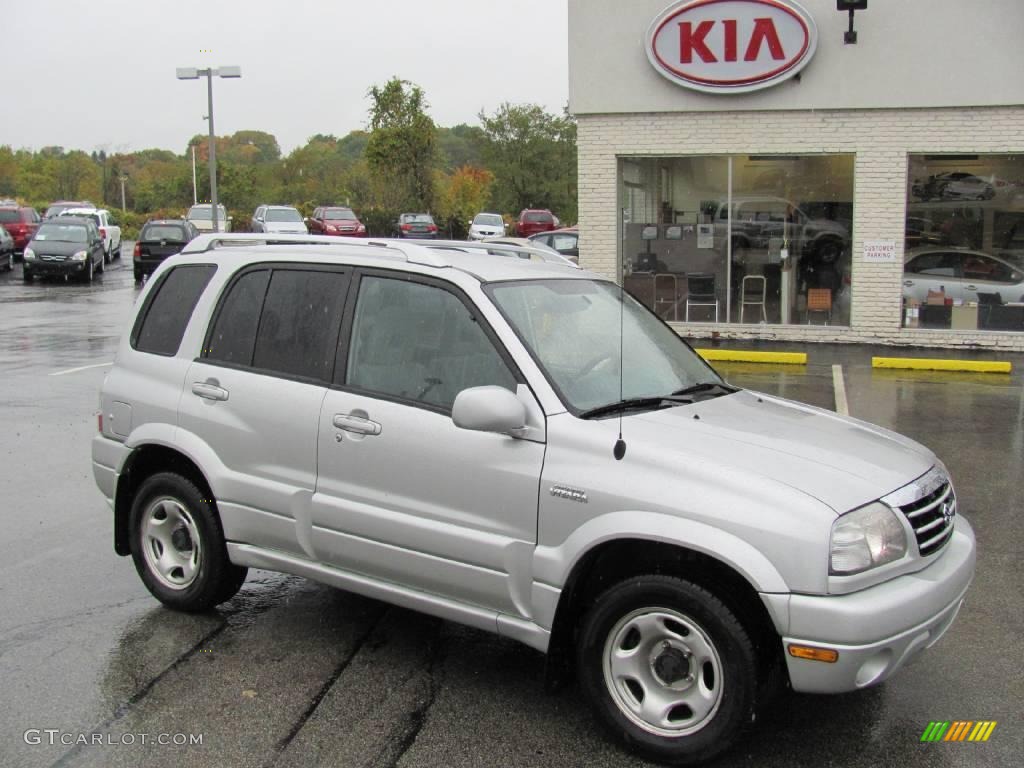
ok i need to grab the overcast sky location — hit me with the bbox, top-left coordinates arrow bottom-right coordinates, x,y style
5,0 -> 569,156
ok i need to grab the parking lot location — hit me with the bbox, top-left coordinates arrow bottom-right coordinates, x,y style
1,252 -> 1022,768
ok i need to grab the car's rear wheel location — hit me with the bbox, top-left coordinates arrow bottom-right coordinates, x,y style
134,267 -> 144,283
129,472 -> 247,611
577,575 -> 756,765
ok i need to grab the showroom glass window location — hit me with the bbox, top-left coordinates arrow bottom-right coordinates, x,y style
618,155 -> 854,326
904,154 -> 1024,332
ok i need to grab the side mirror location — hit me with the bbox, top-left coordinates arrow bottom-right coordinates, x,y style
452,386 -> 526,435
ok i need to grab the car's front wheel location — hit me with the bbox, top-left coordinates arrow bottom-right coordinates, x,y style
577,575 -> 756,765
129,472 -> 247,611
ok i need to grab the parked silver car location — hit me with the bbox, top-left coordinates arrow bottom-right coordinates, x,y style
251,205 -> 308,234
903,246 -> 1024,304
93,234 -> 974,764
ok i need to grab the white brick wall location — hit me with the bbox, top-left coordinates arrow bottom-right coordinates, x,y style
577,106 -> 1024,351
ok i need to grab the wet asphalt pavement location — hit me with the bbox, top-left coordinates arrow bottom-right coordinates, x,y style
1,251 -> 1022,767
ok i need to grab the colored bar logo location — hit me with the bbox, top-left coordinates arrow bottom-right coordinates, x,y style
921,721 -> 997,742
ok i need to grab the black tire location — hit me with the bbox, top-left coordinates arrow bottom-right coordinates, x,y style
134,267 -> 144,284
83,257 -> 94,283
97,253 -> 105,274
129,472 -> 247,612
3,252 -> 11,272
113,241 -> 121,259
577,575 -> 756,765
103,246 -> 110,265
22,269 -> 33,282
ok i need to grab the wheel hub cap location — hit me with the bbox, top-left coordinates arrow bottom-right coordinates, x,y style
602,607 -> 723,737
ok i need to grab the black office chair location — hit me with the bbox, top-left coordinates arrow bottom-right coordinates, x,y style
685,273 -> 719,322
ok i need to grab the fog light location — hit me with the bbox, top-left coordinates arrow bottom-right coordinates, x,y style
788,644 -> 839,663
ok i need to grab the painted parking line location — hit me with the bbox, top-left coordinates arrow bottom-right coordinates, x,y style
49,362 -> 114,377
832,364 -> 849,416
696,349 -> 808,365
872,357 -> 1012,373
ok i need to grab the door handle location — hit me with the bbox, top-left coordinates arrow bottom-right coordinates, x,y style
965,285 -> 977,291
903,280 -> 914,287
333,413 -> 382,436
191,382 -> 229,401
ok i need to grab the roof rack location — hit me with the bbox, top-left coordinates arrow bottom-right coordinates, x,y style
401,238 -> 580,268
179,232 -> 450,268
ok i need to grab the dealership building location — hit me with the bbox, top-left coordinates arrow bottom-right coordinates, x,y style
569,0 -> 1024,349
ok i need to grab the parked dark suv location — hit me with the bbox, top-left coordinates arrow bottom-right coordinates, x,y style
133,219 -> 200,283
516,209 -> 557,237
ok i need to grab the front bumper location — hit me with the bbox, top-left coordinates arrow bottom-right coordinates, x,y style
780,516 -> 975,693
25,259 -> 87,277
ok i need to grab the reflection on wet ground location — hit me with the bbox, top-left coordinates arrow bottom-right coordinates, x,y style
1,262 -> 1021,767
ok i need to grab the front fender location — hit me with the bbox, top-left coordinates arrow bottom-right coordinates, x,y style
531,510 -> 790,630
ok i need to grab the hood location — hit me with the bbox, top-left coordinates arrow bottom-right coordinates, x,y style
628,390 -> 934,513
264,221 -> 307,234
29,238 -> 85,257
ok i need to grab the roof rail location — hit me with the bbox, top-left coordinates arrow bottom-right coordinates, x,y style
401,238 -> 581,268
179,232 -> 449,268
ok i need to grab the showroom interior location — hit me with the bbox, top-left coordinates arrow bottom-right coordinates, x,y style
570,0 -> 1024,349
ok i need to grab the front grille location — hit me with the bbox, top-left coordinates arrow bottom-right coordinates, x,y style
40,254 -> 65,261
895,479 -> 956,557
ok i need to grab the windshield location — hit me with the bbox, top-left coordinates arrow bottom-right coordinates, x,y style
323,208 -> 357,220
187,205 -> 227,219
35,223 -> 87,243
487,279 -> 723,413
266,208 -> 303,222
474,214 -> 503,227
141,225 -> 188,242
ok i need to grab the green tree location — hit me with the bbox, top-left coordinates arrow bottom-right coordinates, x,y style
478,103 -> 577,223
365,78 -> 438,211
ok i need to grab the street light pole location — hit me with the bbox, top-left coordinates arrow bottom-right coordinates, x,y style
205,71 -> 219,232
176,65 -> 241,233
119,175 -> 128,212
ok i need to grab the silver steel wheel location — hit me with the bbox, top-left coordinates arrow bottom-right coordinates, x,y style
140,497 -> 203,590
602,607 -> 724,737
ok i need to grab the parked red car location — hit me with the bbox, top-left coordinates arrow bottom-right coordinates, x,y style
306,206 -> 367,237
0,206 -> 42,253
516,209 -> 557,237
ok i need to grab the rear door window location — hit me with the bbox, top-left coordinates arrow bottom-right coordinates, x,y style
251,269 -> 349,381
131,265 -> 217,356
205,267 -> 349,382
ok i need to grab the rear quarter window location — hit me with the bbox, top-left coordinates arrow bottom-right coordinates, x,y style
131,265 -> 217,356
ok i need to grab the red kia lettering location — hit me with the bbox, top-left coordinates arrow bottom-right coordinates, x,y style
679,20 -> 716,63
679,17 -> 785,64
745,17 -> 785,61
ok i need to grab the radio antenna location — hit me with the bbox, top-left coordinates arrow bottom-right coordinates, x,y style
613,278 -> 626,460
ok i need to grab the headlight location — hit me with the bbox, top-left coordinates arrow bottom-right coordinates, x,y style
71,250 -> 88,261
830,502 -> 907,575
24,247 -> 35,260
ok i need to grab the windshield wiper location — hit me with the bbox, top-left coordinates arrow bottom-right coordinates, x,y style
578,397 -> 681,419
670,382 -> 737,400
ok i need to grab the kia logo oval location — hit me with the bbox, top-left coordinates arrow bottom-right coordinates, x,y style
646,0 -> 818,93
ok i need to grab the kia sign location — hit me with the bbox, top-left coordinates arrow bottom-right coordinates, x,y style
646,0 -> 817,94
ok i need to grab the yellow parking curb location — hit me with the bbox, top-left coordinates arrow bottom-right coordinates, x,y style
696,349 -> 807,365
872,357 -> 1012,373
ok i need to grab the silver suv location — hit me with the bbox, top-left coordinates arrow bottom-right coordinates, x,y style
92,234 -> 975,764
